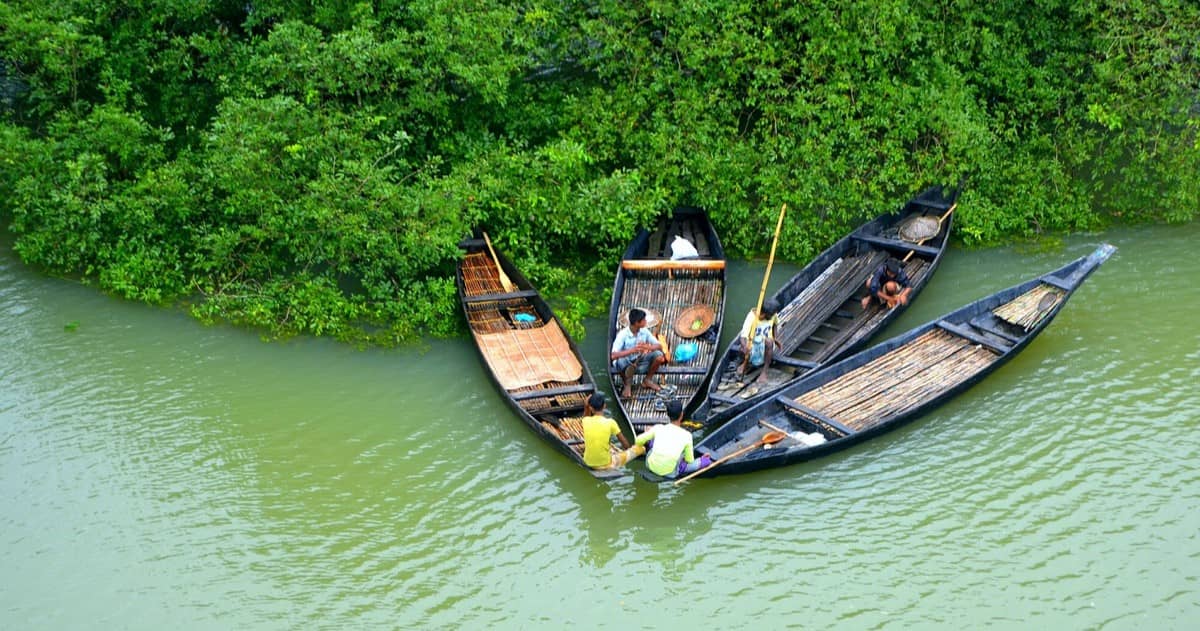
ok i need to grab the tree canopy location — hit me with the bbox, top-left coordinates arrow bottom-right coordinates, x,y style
2,1 -> 1197,343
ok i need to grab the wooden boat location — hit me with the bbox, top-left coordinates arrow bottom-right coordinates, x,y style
457,234 -> 633,480
688,243 -> 1117,479
694,184 -> 961,430
607,207 -> 726,433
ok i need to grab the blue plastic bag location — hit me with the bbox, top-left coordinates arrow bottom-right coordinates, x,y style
674,342 -> 698,363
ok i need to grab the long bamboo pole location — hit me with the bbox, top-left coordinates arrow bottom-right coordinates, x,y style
739,203 -> 788,377
755,203 -> 789,316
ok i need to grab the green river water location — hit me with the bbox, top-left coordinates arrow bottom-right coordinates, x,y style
2,222 -> 1197,629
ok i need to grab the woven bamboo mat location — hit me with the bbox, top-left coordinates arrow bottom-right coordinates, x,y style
475,320 -> 582,390
993,284 -> 1064,329
461,251 -> 507,296
792,328 -> 996,431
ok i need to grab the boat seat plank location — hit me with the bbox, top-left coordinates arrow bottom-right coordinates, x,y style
969,318 -> 1022,344
521,402 -> 586,416
621,259 -> 726,271
610,365 -> 711,376
772,355 -> 820,369
852,234 -> 941,257
464,289 -> 539,303
937,321 -> 1011,354
707,392 -> 740,405
775,396 -> 855,436
511,383 -> 595,401
914,199 -> 954,211
1042,275 -> 1073,291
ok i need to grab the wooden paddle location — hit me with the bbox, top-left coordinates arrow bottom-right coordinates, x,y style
482,231 -> 515,292
758,419 -> 793,436
901,203 -> 957,263
1025,291 -> 1059,331
740,203 -> 788,376
673,430 -> 787,485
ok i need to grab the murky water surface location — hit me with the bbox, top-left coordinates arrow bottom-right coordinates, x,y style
2,223 -> 1197,628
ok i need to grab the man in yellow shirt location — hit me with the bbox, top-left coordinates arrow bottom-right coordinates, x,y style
581,393 -> 644,470
736,298 -> 781,386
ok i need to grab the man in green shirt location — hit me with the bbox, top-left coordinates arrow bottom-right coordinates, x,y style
635,400 -> 713,478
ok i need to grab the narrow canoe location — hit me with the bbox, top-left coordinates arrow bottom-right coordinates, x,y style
457,235 -> 633,480
690,244 -> 1117,478
607,207 -> 727,433
694,184 -> 961,431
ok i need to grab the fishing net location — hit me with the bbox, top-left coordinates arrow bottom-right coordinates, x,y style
898,215 -> 941,242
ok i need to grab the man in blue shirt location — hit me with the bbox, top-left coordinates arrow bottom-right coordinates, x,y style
610,308 -> 666,399
861,260 -> 912,310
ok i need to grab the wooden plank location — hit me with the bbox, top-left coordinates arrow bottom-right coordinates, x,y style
969,319 -> 1022,344
775,396 -> 855,436
520,402 -> 586,416
647,222 -> 667,258
464,289 -> 539,303
708,392 -> 740,405
1042,275 -> 1073,291
611,365 -> 712,376
914,199 -> 954,211
694,221 -> 711,256
772,355 -> 819,369
852,234 -> 940,257
937,320 -> 1010,354
621,260 -> 726,271
511,383 -> 594,401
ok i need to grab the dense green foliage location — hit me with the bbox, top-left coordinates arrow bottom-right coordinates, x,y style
2,1 -> 1197,343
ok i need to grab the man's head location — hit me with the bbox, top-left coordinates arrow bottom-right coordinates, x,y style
629,308 -> 647,329
760,298 -> 780,319
587,392 -> 606,412
884,260 -> 902,277
665,400 -> 684,423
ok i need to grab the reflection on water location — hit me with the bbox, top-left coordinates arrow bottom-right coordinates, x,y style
2,223 -> 1198,628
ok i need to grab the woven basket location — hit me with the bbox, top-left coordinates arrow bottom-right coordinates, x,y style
674,304 -> 716,338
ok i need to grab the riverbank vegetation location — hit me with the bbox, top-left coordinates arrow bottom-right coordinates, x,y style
2,1 -> 1196,343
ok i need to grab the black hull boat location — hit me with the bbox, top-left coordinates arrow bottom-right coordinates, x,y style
607,208 -> 726,433
690,244 -> 1116,479
458,235 -> 632,479
695,184 -> 961,430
